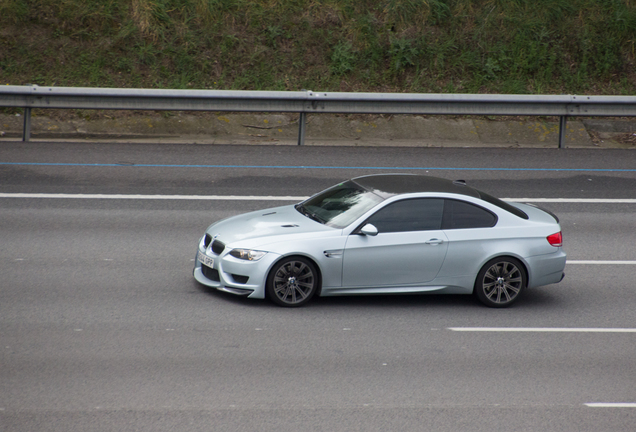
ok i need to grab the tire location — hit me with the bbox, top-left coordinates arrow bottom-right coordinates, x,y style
266,257 -> 319,307
474,257 -> 526,308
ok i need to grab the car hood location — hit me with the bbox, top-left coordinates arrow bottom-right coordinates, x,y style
205,204 -> 336,247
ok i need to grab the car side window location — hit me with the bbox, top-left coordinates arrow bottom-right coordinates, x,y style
366,198 -> 444,233
442,199 -> 497,229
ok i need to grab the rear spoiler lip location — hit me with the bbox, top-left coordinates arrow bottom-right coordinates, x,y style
524,203 -> 560,223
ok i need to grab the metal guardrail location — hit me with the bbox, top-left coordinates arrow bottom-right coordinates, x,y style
2,85 -> 636,147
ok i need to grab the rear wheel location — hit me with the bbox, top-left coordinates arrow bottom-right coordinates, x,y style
474,257 -> 526,308
266,257 -> 318,307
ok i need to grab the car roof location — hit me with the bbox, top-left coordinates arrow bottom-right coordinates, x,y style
351,174 -> 481,199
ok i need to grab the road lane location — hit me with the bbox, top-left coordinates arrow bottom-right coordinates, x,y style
2,143 -> 636,198
1,143 -> 635,431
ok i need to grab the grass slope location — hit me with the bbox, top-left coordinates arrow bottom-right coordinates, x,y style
1,0 -> 635,94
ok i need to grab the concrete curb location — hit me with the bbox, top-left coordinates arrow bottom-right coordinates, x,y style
1,112 -> 635,148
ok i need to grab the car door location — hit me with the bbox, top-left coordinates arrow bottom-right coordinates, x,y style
342,198 -> 449,288
436,198 -> 499,278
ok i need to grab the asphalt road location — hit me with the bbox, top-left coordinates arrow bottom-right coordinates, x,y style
1,142 -> 635,431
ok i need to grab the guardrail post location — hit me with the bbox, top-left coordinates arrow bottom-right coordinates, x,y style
558,116 -> 567,149
297,112 -> 306,146
22,107 -> 32,142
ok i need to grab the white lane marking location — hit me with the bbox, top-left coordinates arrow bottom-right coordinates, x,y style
0,193 -> 306,201
0,193 -> 635,203
505,198 -> 636,203
567,260 -> 636,265
448,328 -> 636,333
585,403 -> 636,408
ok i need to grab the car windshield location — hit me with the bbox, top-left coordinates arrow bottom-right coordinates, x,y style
296,180 -> 384,228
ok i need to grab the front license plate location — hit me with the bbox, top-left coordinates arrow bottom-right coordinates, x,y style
198,251 -> 214,268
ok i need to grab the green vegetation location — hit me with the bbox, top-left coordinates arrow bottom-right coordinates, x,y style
1,0 -> 635,94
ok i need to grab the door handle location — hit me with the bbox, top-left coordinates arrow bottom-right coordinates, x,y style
425,238 -> 444,245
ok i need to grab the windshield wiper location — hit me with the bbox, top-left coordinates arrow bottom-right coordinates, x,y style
295,204 -> 326,224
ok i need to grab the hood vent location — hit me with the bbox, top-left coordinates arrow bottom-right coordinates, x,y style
281,224 -> 299,228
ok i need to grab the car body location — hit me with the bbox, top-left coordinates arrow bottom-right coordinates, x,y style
193,174 -> 566,307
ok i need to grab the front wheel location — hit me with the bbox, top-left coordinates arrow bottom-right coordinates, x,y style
266,257 -> 319,307
474,257 -> 526,308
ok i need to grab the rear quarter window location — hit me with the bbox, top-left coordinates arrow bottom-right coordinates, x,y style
442,199 -> 497,229
478,191 -> 529,220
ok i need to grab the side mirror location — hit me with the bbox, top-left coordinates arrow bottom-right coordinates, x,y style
360,223 -> 378,236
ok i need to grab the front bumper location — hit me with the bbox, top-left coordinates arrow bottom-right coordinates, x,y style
192,238 -> 278,299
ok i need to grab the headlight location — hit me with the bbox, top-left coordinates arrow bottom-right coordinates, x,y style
229,249 -> 267,261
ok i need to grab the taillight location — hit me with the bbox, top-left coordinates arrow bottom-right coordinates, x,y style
547,232 -> 563,247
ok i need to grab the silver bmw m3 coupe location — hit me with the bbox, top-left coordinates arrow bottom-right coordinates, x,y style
194,174 -> 566,307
